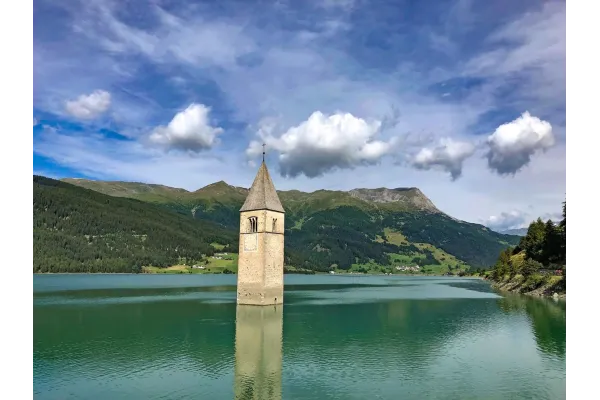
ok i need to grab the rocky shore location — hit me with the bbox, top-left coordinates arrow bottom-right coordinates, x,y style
490,275 -> 565,300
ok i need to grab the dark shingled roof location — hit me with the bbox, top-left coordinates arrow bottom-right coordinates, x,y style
240,161 -> 285,213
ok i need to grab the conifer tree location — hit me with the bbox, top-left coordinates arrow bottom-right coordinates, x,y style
521,218 -> 546,262
542,220 -> 560,265
558,201 -> 566,264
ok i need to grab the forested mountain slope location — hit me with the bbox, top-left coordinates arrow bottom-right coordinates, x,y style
34,176 -> 237,273
59,177 -> 520,271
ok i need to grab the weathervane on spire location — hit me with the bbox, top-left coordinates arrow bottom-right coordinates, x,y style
262,143 -> 266,162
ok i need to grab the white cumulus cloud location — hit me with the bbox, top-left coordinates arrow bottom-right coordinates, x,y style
486,111 -> 555,175
248,111 -> 395,178
412,138 -> 475,180
148,104 -> 223,152
65,90 -> 111,119
484,210 -> 528,231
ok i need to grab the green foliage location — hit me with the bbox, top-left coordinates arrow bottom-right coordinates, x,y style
520,218 -> 546,262
522,259 -> 543,278
541,220 -> 561,265
492,247 -> 514,280
381,212 -> 519,268
491,201 -> 566,283
49,176 -> 522,273
33,176 -> 237,273
558,201 -> 566,263
414,250 -> 440,266
522,274 -> 547,291
517,215 -> 565,267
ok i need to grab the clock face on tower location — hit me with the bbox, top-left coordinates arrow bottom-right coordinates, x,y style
244,234 -> 258,252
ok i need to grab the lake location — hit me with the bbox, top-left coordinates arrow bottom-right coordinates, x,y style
33,274 -> 566,399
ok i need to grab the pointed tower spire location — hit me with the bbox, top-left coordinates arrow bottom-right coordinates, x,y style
240,161 -> 285,213
237,158 -> 285,306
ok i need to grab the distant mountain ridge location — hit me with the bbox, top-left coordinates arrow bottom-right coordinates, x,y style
498,228 -> 528,236
58,176 -> 520,270
348,187 -> 441,213
61,178 -> 446,214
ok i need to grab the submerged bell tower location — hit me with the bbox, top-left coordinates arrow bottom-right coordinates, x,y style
236,150 -> 285,306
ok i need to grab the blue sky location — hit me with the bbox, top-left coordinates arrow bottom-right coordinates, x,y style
33,0 -> 566,230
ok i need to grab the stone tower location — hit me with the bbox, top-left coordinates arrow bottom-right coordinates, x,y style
236,160 -> 285,306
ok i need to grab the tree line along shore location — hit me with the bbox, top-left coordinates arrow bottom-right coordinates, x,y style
468,201 -> 566,299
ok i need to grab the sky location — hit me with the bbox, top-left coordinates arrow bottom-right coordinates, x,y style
32,0 -> 566,231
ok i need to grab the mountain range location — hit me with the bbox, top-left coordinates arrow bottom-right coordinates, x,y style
498,228 -> 528,236
31,175 -> 521,274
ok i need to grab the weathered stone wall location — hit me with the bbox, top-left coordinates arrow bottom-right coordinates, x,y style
237,209 -> 285,305
264,210 -> 284,303
237,210 -> 265,288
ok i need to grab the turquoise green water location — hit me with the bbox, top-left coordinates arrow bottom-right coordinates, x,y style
34,275 -> 565,399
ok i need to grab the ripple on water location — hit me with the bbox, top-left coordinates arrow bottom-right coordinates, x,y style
34,275 -> 565,400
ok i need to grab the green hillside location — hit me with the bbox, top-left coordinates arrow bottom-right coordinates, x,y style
487,204 -> 566,296
34,176 -> 237,273
59,177 -> 520,272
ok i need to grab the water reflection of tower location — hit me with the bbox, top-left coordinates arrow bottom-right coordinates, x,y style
234,305 -> 283,400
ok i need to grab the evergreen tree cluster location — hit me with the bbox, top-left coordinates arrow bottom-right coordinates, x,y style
284,207 -> 402,271
280,206 -> 518,271
413,250 -> 440,267
34,175 -> 522,274
382,212 -> 518,268
33,176 -> 237,273
491,201 -> 566,281
141,189 -> 520,271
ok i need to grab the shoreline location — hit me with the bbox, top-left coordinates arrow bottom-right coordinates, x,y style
33,272 -> 562,298
490,276 -> 566,300
33,271 -> 470,277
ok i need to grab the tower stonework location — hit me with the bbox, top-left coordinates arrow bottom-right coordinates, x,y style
237,161 -> 285,306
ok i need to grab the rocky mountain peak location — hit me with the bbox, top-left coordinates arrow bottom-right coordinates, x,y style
348,187 -> 441,213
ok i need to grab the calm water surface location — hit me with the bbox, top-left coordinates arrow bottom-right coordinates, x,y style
34,275 -> 566,400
